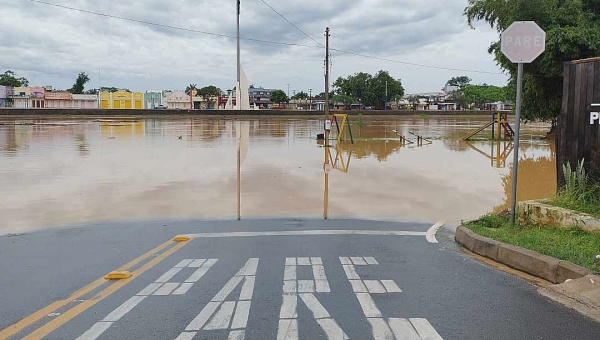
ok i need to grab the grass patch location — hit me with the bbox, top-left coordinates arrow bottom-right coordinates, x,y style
548,160 -> 600,218
464,213 -> 600,273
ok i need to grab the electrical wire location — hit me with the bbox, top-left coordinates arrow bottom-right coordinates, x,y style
331,48 -> 503,75
25,0 -> 322,49
25,0 -> 504,75
257,0 -> 323,47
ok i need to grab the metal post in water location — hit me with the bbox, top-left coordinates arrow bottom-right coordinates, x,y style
510,62 -> 524,226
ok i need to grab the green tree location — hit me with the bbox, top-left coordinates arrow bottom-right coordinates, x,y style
0,70 -> 29,87
332,94 -> 355,109
270,89 -> 289,104
465,0 -> 600,122
185,84 -> 197,96
446,76 -> 472,89
333,70 -> 404,109
463,85 -> 507,109
69,72 -> 90,94
198,85 -> 221,108
292,91 -> 309,100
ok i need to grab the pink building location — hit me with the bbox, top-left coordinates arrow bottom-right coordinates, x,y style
29,86 -> 45,108
44,92 -> 73,108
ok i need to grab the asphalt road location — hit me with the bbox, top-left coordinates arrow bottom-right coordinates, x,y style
1,218 -> 599,340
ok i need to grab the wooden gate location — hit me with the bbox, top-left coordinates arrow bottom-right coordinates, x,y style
557,57 -> 600,186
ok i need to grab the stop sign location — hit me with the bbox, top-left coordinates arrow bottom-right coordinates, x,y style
501,21 -> 546,63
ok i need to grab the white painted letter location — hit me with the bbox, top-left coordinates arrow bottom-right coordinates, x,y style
591,112 -> 599,125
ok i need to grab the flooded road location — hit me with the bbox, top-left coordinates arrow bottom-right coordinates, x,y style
0,115 -> 555,233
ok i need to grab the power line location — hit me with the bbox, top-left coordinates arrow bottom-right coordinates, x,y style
257,0 -> 323,47
25,0 -> 321,49
330,48 -> 504,75
25,0 -> 503,75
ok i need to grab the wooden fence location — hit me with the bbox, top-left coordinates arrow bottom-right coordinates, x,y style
557,57 -> 600,186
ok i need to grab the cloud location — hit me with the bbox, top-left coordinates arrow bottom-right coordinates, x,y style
0,0 -> 506,93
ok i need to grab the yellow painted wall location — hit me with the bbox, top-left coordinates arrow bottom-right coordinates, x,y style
99,91 -> 144,109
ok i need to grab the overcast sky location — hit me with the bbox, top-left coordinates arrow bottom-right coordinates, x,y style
0,0 -> 508,94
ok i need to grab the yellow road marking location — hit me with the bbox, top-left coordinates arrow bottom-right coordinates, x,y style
0,239 -> 175,339
22,240 -> 187,340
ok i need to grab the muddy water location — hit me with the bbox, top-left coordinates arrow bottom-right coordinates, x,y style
0,116 -> 556,233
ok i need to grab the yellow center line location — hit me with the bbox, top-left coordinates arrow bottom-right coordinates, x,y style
0,238 -> 175,340
22,240 -> 188,340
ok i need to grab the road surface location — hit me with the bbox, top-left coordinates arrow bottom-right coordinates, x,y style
1,219 -> 599,339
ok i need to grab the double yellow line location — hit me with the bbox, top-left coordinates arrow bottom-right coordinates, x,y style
0,238 -> 188,340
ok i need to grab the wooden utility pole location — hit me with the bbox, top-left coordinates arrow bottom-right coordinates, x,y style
324,27 -> 330,146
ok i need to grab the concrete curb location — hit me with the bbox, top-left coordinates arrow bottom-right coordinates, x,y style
455,226 -> 592,284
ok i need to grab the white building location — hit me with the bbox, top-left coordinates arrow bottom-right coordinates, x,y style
164,90 -> 190,110
72,94 -> 99,109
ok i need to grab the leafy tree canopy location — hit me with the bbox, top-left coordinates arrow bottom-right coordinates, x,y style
292,91 -> 309,100
332,94 -> 356,108
69,72 -> 90,94
0,70 -> 29,87
333,70 -> 404,109
463,84 -> 508,108
465,0 -> 600,121
446,76 -> 472,88
185,84 -> 197,96
270,89 -> 289,104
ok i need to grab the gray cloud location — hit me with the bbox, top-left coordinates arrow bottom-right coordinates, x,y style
0,0 -> 507,93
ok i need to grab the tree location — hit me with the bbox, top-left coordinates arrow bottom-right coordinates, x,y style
0,70 -> 29,87
270,89 -> 289,104
185,84 -> 197,96
85,89 -> 98,95
332,94 -> 355,109
465,0 -> 600,122
446,76 -> 472,89
292,91 -> 309,101
68,72 -> 90,94
198,85 -> 221,108
463,85 -> 507,109
333,70 -> 404,109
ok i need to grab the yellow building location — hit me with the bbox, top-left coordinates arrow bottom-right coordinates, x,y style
100,90 -> 143,109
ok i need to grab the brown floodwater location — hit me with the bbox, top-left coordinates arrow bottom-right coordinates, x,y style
0,115 -> 556,233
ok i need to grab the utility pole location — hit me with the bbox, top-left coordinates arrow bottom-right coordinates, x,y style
385,81 -> 388,110
323,27 -> 331,220
309,88 -> 313,110
324,27 -> 330,132
237,0 -> 241,110
286,84 -> 290,98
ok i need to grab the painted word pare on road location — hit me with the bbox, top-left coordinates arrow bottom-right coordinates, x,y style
77,257 -> 443,340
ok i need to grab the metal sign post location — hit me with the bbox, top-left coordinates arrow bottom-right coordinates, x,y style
500,21 -> 546,225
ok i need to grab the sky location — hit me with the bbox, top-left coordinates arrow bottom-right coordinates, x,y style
0,0 -> 509,94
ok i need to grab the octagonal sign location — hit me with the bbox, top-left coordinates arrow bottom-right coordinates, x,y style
501,21 -> 546,63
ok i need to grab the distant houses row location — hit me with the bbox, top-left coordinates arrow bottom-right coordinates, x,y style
0,85 -> 222,110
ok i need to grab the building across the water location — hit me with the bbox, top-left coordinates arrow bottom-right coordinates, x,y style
100,90 -> 144,109
0,86 -> 12,107
163,90 -> 190,110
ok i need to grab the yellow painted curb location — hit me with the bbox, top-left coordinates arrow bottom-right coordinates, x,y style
172,236 -> 191,242
104,271 -> 133,280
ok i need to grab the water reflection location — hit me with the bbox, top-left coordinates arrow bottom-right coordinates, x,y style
465,141 -> 514,168
0,116 -> 556,233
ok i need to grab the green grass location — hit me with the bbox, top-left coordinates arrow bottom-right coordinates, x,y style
464,213 -> 600,273
549,196 -> 600,219
548,159 -> 600,218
